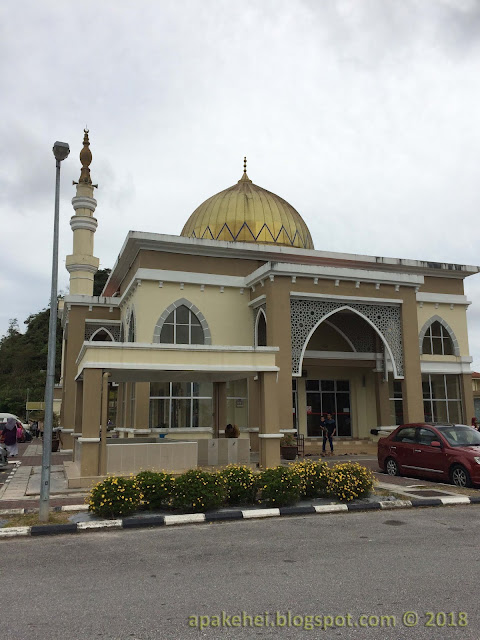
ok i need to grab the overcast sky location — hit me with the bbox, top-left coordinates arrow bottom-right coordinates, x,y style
2,0 -> 480,368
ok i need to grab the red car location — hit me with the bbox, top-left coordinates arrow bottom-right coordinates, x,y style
378,423 -> 480,488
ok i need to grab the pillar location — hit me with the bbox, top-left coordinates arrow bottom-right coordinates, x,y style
134,382 -> 151,429
247,377 -> 260,451
213,381 -> 227,438
264,279 -> 293,431
401,292 -> 424,422
80,368 -> 102,477
375,373 -> 391,427
258,371 -> 281,468
461,373 -> 474,424
115,383 -> 125,429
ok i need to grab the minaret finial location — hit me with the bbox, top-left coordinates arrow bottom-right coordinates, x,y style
78,128 -> 93,184
238,155 -> 252,183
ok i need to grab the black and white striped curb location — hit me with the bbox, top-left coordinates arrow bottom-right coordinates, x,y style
1,495 -> 479,539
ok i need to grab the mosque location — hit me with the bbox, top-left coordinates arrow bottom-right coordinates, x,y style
59,131 -> 478,486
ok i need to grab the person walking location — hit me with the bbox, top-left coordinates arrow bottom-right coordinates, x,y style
1,417 -> 18,458
323,413 -> 336,456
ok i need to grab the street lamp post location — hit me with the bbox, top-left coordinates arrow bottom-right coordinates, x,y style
39,141 -> 70,523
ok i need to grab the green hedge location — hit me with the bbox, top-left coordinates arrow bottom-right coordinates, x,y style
88,476 -> 142,518
88,461 -> 375,517
136,470 -> 174,510
220,464 -> 258,505
258,466 -> 301,506
170,469 -> 227,512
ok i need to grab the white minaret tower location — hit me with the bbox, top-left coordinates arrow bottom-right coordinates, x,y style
66,129 -> 99,295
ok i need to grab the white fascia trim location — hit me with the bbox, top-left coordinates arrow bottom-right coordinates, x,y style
104,231 -> 480,296
304,350 -> 380,361
258,433 -> 284,439
151,427 -> 213,433
246,262 -> 424,288
416,292 -> 471,305
76,341 -> 279,363
421,360 -> 473,374
63,294 -> 120,307
85,319 -> 122,325
290,292 -> 403,305
248,294 -> 267,308
80,362 -> 279,373
133,267 -> 245,289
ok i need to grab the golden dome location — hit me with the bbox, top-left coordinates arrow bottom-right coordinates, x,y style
181,163 -> 314,250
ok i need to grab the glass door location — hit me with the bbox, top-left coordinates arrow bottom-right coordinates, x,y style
306,380 -> 352,436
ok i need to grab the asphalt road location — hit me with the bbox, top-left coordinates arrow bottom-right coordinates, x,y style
1,505 -> 480,639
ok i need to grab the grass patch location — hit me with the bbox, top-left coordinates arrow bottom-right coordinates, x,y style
3,511 -> 73,528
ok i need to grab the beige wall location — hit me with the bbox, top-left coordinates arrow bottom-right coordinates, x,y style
124,281 -> 253,346
417,303 -> 470,355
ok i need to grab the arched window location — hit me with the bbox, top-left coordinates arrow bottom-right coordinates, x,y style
91,328 -> 114,342
255,309 -> 267,346
160,305 -> 204,344
422,321 -> 454,355
128,312 -> 136,342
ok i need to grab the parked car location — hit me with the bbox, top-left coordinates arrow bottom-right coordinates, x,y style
378,423 -> 480,488
0,413 -> 29,430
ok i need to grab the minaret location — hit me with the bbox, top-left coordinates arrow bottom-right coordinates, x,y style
65,129 -> 100,295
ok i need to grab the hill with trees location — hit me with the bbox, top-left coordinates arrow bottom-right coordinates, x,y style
0,268 -> 111,418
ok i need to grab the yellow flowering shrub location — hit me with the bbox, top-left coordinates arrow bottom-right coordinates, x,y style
219,464 -> 258,505
171,469 -> 227,513
289,460 -> 330,498
88,476 -> 143,518
327,462 -> 375,502
136,471 -> 174,510
259,466 -> 301,506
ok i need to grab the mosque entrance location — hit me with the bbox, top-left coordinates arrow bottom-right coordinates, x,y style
306,379 -> 352,437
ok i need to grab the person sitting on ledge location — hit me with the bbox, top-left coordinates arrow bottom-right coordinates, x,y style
225,423 -> 240,438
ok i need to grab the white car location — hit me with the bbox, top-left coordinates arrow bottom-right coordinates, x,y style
0,413 -> 28,430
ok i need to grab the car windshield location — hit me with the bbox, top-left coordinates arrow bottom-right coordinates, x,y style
437,425 -> 480,447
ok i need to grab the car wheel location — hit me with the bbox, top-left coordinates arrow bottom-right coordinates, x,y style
385,457 -> 399,476
450,465 -> 471,488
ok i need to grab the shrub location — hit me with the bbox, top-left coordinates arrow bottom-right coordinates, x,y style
289,460 -> 330,498
136,470 -> 174,510
327,462 -> 375,502
171,469 -> 227,512
88,476 -> 142,518
259,466 -> 301,507
220,464 -> 258,505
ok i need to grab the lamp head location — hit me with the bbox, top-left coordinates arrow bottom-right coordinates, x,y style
52,141 -> 70,162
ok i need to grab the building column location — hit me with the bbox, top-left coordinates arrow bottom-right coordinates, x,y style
213,381 -> 227,438
264,280 -> 293,431
134,382 -> 151,429
297,377 -> 307,436
401,292 -> 424,422
247,377 -> 260,452
80,368 -> 102,477
461,373 -> 474,424
258,371 -> 281,468
375,373 -> 391,427
72,379 -> 83,462
115,383 -> 125,429
124,382 -> 132,429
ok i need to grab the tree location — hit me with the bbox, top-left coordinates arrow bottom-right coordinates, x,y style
0,307 -> 61,417
93,268 -> 111,296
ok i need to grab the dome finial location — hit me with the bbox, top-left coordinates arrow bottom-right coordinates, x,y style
239,155 -> 252,183
78,128 -> 93,184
